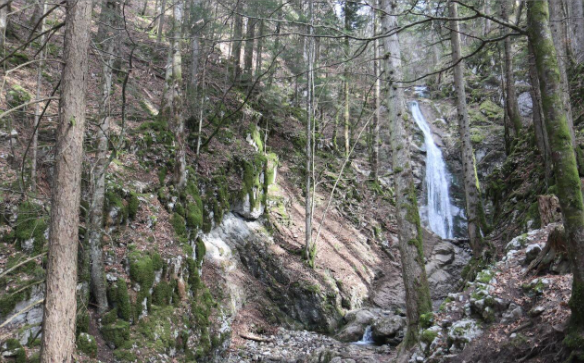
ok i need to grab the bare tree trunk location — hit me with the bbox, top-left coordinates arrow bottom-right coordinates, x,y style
231,2 -> 243,79
31,0 -> 47,193
243,18 -> 255,82
255,20 -> 264,77
448,0 -> 486,257
140,0 -> 148,15
305,0 -> 315,266
569,0 -> 584,63
501,0 -> 523,137
528,42 -> 552,183
372,2 -> 380,182
483,0 -> 491,36
380,0 -> 431,351
86,1 -> 118,314
40,1 -> 91,362
157,0 -> 167,44
528,0 -> 584,330
0,1 -> 11,52
171,1 -> 186,189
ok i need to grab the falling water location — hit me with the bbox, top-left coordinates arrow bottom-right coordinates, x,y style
410,101 -> 455,239
353,325 -> 375,345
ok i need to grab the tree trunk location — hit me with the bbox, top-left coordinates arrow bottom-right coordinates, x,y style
171,1 -> 186,189
380,0 -> 431,350
187,0 -> 201,117
304,0 -> 315,266
568,0 -> 584,63
0,1 -> 11,52
40,1 -> 91,362
87,5 -> 118,314
243,19 -> 255,82
449,0 -> 486,257
372,2 -> 380,182
501,0 -> 523,137
140,0 -> 148,15
528,0 -> 584,328
343,6 -> 350,157
157,0 -> 166,44
528,42 -> 553,183
231,2 -> 243,79
31,0 -> 47,193
255,20 -> 264,77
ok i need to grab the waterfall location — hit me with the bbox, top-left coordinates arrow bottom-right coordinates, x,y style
353,325 -> 375,345
410,101 -> 455,239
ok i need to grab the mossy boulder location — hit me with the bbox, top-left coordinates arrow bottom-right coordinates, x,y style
101,320 -> 131,348
77,333 -> 97,358
14,201 -> 47,254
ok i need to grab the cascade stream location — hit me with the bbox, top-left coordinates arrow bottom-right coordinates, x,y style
410,101 -> 456,239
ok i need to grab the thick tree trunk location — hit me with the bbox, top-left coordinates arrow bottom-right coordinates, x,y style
449,0 -> 486,257
528,0 -> 584,328
501,0 -> 523,137
380,0 -> 431,350
528,42 -> 553,183
31,0 -> 47,193
40,1 -> 91,362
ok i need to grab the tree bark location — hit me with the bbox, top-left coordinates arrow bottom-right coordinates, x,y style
372,2 -> 380,183
243,18 -> 255,82
568,0 -> 584,63
501,0 -> 523,137
304,0 -> 315,266
448,0 -> 486,257
231,2 -> 243,79
156,0 -> 166,44
380,0 -> 431,350
171,1 -> 186,189
527,42 -> 553,183
31,0 -> 47,193
528,0 -> 584,328
40,1 -> 91,362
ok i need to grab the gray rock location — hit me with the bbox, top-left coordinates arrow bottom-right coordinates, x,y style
501,304 -> 523,324
372,314 -> 405,344
447,319 -> 482,348
524,244 -> 542,265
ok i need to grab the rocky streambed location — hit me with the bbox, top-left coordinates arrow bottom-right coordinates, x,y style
225,328 -> 392,363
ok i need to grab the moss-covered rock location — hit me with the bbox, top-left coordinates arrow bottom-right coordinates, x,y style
101,320 -> 131,348
14,202 -> 47,254
77,333 -> 97,357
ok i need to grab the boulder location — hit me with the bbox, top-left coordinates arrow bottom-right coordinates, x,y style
447,319 -> 482,349
524,244 -> 542,265
371,313 -> 405,345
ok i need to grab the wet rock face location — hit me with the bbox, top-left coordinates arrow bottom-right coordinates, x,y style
426,239 -> 472,304
336,308 -> 405,345
202,213 -> 342,333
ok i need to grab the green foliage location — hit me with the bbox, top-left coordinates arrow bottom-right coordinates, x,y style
419,312 -> 434,329
76,310 -> 90,336
421,329 -> 438,345
196,238 -> 206,263
249,123 -> 264,152
104,190 -> 128,225
8,52 -> 29,66
77,333 -> 97,358
479,100 -> 504,120
116,279 -> 132,321
113,349 -> 137,362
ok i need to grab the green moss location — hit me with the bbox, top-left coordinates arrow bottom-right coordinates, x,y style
8,52 -> 29,66
421,329 -> 438,345
76,310 -> 89,336
476,269 -> 493,284
14,202 -> 47,254
116,279 -> 132,321
249,123 -> 264,152
479,100 -> 504,120
569,279 -> 584,326
104,191 -> 128,225
196,238 -> 206,263
420,312 -> 434,329
113,349 -> 137,362
241,154 -> 268,210
101,320 -> 131,348
137,306 -> 174,351
158,166 -> 167,186
0,286 -> 30,315
77,333 -> 97,358
171,213 -> 187,238
152,281 -> 173,306
128,192 -> 139,220
186,202 -> 203,229
102,308 -> 118,325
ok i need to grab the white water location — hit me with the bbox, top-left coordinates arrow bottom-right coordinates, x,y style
410,101 -> 455,239
353,325 -> 375,345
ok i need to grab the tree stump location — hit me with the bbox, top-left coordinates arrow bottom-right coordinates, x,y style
524,225 -> 569,276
